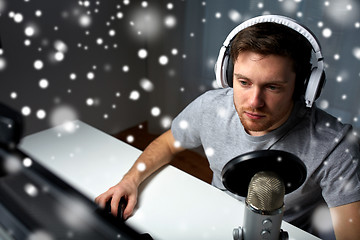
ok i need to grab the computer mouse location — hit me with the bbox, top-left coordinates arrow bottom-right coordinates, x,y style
101,198 -> 153,239
104,197 -> 128,221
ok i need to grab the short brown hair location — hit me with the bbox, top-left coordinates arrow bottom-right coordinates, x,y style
230,22 -> 312,99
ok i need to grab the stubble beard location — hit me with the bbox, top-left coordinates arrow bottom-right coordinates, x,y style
237,107 -> 274,133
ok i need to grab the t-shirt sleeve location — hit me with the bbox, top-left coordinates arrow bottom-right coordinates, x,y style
319,132 -> 360,208
171,94 -> 205,149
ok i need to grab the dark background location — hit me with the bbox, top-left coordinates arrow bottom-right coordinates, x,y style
0,0 -> 359,137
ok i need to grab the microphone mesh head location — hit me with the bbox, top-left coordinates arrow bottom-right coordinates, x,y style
246,171 -> 285,211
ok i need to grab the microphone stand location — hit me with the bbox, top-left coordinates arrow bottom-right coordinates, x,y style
221,150 -> 306,240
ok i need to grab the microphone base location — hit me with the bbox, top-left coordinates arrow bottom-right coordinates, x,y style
233,227 -> 288,240
233,205 -> 288,240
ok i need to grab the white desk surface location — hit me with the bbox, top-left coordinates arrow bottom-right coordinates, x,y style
19,120 -> 320,240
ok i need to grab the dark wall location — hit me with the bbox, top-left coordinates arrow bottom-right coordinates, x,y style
1,0 -> 360,138
0,0 -> 153,135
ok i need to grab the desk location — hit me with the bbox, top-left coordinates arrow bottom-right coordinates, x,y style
19,120 -> 320,240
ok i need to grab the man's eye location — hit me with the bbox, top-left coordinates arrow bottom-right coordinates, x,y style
267,85 -> 279,91
239,80 -> 249,86
268,85 -> 277,90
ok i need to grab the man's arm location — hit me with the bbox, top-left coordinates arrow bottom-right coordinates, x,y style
330,201 -> 360,239
95,129 -> 184,219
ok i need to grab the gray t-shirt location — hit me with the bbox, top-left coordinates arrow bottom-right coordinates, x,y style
171,88 -> 360,229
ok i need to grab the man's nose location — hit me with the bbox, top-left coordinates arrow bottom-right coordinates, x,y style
249,87 -> 265,109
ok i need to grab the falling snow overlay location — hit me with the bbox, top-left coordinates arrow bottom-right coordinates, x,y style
0,0 -> 360,138
0,0 -> 360,238
0,0 -> 359,136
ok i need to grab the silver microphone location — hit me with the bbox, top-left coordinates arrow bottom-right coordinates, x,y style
234,171 -> 289,240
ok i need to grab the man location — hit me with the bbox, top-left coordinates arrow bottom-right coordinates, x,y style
96,17 -> 360,239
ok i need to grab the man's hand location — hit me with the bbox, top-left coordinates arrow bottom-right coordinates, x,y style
95,130 -> 184,220
95,175 -> 139,220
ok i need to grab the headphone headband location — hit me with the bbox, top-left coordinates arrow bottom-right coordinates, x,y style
223,15 -> 322,57
215,15 -> 326,108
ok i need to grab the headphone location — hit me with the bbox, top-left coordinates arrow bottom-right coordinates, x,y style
214,15 -> 326,108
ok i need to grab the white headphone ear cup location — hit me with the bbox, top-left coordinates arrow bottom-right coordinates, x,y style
304,67 -> 323,107
222,55 -> 230,87
226,59 -> 234,88
215,46 -> 229,88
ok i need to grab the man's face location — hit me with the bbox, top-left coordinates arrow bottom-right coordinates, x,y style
233,51 -> 296,136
